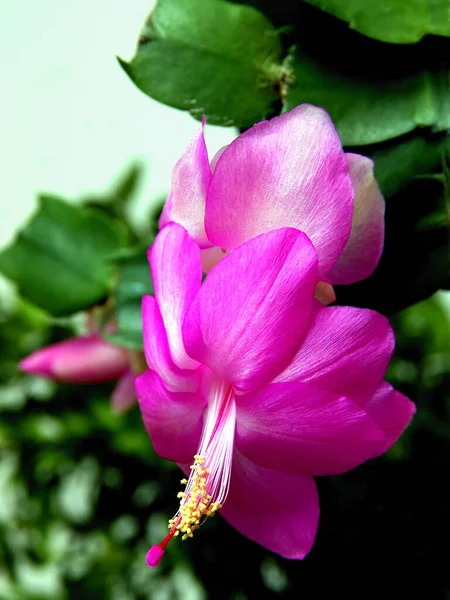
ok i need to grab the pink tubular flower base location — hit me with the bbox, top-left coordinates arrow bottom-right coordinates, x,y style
136,223 -> 415,564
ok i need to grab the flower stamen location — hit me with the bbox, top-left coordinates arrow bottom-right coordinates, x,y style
169,455 -> 222,541
147,377 -> 236,568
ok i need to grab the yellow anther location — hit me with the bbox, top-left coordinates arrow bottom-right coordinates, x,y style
167,454 -> 223,542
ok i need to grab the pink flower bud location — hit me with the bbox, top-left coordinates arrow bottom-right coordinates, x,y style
19,335 -> 129,384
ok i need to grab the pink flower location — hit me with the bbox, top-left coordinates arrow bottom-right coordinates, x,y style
136,223 -> 414,566
160,105 -> 385,285
20,334 -> 137,413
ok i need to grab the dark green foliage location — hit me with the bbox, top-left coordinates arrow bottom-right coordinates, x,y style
283,34 -> 450,146
303,0 -> 450,43
124,0 -> 450,147
105,248 -> 154,350
335,176 -> 450,314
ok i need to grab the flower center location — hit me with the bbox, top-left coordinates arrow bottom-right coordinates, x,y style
147,376 -> 236,568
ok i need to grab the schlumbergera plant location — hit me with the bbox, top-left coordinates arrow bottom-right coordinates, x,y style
0,0 -> 449,592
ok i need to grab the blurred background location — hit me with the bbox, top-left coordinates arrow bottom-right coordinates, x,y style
1,0 -> 449,598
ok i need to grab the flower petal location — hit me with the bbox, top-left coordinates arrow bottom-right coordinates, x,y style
362,381 -> 415,451
209,145 -> 228,172
329,154 -> 385,284
220,450 -> 319,559
275,306 -> 394,403
236,381 -> 386,476
150,223 -> 202,370
183,228 -> 318,391
158,192 -> 173,229
111,369 -> 137,413
205,104 -> 353,278
136,370 -> 204,464
142,295 -> 199,392
159,120 -> 212,247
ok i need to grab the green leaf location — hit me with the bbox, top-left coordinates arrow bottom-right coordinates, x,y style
0,196 -> 127,316
303,0 -> 450,44
81,163 -> 143,218
335,176 -> 450,315
283,34 -> 450,145
105,249 -> 153,350
120,0 -> 283,128
352,130 -> 449,198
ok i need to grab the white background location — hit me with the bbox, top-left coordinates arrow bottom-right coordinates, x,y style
0,0 -> 236,249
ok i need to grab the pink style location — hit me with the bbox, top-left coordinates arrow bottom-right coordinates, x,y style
160,104 -> 385,285
136,223 -> 414,567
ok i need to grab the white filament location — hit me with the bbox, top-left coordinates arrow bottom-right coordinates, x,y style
189,375 -> 236,507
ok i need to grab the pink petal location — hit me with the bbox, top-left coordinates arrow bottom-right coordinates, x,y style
329,154 -> 385,285
205,104 -> 353,278
111,369 -> 137,413
220,450 -> 319,559
183,228 -> 318,392
150,223 -> 202,370
19,335 -> 129,384
136,370 -> 204,464
236,381 -> 386,476
362,381 -> 415,451
159,120 -> 212,248
142,295 -> 199,392
275,306 -> 394,403
209,145 -> 228,173
158,192 -> 173,229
